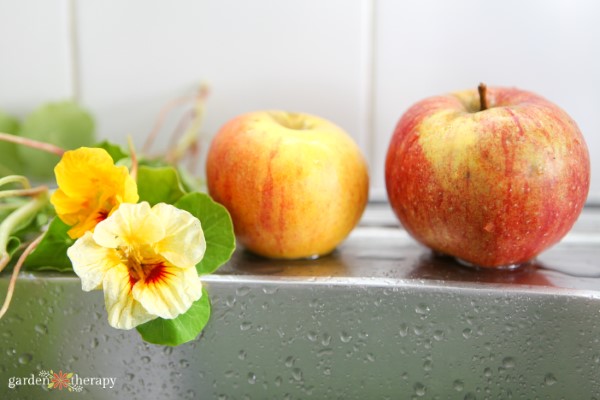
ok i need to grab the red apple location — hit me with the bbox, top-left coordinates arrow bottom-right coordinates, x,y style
206,111 -> 369,259
385,84 -> 590,268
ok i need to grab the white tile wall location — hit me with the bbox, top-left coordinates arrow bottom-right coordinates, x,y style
0,0 -> 598,203
0,0 -> 74,116
75,0 -> 369,160
373,0 -> 600,203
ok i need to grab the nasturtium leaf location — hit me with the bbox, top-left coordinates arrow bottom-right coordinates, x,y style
177,166 -> 205,193
24,218 -> 74,271
18,101 -> 95,180
175,192 -> 235,275
137,165 -> 186,206
136,287 -> 211,346
6,236 -> 20,258
0,109 -> 24,175
95,140 -> 129,163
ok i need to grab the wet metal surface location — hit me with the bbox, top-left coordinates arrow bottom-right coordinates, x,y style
1,205 -> 599,398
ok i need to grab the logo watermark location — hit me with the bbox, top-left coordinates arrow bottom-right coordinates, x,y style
8,370 -> 116,392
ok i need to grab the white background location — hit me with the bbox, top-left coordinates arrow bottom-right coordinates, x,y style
1,0 -> 598,203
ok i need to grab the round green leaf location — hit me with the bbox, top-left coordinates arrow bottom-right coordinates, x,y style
137,165 -> 186,206
174,192 -> 235,275
0,110 -> 24,175
18,101 -> 95,180
136,287 -> 211,346
24,217 -> 74,271
95,140 -> 129,163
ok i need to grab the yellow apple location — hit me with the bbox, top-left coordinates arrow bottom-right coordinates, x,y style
206,111 -> 369,259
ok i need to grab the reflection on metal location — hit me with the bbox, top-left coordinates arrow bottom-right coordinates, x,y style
1,205 -> 599,398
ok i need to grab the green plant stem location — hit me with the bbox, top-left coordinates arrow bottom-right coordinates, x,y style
0,186 -> 47,200
0,132 -> 65,156
0,175 -> 30,190
0,233 -> 44,319
0,190 -> 49,273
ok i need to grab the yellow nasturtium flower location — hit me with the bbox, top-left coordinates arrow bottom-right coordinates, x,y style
67,202 -> 206,329
51,147 -> 139,239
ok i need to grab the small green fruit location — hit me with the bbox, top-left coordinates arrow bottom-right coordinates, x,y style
0,110 -> 23,176
18,101 -> 95,180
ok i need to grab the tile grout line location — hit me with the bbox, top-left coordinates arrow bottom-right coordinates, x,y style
67,0 -> 81,102
360,0 -> 378,200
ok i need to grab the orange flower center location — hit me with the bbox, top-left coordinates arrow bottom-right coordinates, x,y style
118,245 -> 173,289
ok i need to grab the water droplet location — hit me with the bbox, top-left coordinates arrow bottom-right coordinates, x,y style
307,331 -> 318,342
141,356 -> 151,364
415,303 -> 430,316
433,330 -> 444,341
423,360 -> 432,371
414,382 -> 426,396
18,354 -> 33,365
274,376 -> 282,386
398,323 -> 409,337
318,348 -> 333,357
292,368 -> 303,381
34,324 -> 48,335
238,351 -> 247,360
285,356 -> 295,368
484,367 -> 492,377
262,286 -> 278,295
163,346 -> 173,356
321,333 -> 331,346
225,295 -> 236,307
224,370 -> 235,378
240,322 -> 252,331
323,367 -> 331,376
247,372 -> 256,384
453,379 -> 464,391
179,359 -> 190,368
464,393 -> 477,400
544,373 -> 557,386
340,332 -> 352,343
236,286 -> 251,297
90,338 -> 99,349
366,353 -> 376,362
462,328 -> 472,339
502,357 -> 515,368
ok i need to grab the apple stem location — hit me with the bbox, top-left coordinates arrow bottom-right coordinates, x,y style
478,83 -> 488,111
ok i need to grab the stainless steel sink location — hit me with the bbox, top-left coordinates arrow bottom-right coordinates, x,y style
2,205 -> 600,399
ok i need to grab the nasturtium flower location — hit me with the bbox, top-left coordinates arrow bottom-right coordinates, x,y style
67,202 -> 206,329
51,147 -> 139,239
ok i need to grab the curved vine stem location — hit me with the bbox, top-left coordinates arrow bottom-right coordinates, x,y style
0,132 -> 65,156
0,189 -> 48,274
0,233 -> 44,320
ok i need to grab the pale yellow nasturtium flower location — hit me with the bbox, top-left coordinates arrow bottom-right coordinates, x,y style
67,202 -> 206,329
51,147 -> 139,239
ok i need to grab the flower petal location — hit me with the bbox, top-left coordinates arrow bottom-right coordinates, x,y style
54,148 -> 115,197
152,203 -> 206,268
51,147 -> 139,239
132,265 -> 202,320
103,264 -> 157,329
93,202 -> 164,249
67,232 -> 122,291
